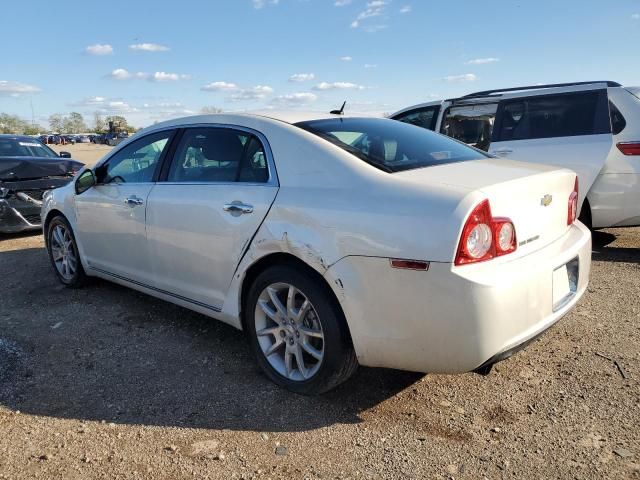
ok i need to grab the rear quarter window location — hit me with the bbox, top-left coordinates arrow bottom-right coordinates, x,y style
494,90 -> 611,142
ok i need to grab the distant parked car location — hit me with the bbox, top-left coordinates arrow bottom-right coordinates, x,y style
76,135 -> 91,143
0,135 -> 83,233
42,112 -> 590,394
391,80 -> 640,229
106,132 -> 129,146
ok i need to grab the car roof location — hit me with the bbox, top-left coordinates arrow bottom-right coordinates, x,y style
140,111 -> 378,135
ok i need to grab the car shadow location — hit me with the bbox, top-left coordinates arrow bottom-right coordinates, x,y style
592,230 -> 640,264
0,247 -> 422,432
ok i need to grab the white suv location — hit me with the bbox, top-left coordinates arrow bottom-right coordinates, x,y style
391,81 -> 640,229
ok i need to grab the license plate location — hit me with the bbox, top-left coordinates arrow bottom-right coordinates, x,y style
552,257 -> 579,311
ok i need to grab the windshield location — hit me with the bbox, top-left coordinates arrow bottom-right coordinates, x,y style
295,117 -> 487,173
0,138 -> 58,158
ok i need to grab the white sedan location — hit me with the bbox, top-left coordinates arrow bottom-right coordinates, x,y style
42,112 -> 592,394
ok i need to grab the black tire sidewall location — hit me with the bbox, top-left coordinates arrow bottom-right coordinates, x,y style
47,216 -> 85,287
245,265 -> 352,395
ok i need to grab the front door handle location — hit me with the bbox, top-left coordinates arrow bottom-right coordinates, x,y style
223,202 -> 253,214
124,195 -> 144,207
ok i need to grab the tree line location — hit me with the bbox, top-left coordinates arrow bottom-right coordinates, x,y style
0,112 -> 137,135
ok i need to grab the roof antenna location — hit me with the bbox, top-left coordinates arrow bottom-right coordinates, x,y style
330,101 -> 346,115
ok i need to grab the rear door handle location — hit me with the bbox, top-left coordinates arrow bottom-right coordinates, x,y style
223,202 -> 253,214
124,195 -> 144,207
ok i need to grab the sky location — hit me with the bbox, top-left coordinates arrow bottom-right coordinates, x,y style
1,0 -> 639,129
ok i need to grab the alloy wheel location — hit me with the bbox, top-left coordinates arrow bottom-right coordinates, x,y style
50,224 -> 78,281
254,282 -> 324,381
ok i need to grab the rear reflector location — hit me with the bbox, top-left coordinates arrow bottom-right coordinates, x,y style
390,259 -> 430,271
617,142 -> 640,156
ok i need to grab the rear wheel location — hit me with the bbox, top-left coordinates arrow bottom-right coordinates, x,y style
46,215 -> 87,288
245,265 -> 358,395
578,198 -> 592,230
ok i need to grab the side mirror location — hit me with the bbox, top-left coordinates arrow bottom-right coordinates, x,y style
59,151 -> 72,158
75,170 -> 96,195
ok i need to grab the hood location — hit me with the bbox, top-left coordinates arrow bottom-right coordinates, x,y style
0,156 -> 84,181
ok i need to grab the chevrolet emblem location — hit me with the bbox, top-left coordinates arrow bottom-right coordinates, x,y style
541,194 -> 553,207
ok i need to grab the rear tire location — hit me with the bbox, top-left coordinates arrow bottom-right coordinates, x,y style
245,265 -> 358,395
578,199 -> 593,230
46,215 -> 87,288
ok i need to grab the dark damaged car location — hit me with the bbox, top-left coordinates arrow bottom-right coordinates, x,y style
0,135 -> 83,233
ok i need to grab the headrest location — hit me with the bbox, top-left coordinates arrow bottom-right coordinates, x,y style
201,130 -> 245,162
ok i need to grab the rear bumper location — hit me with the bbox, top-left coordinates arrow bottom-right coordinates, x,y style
0,199 -> 42,233
325,222 -> 592,373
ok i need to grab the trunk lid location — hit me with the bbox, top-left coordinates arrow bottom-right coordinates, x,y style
395,159 -> 577,259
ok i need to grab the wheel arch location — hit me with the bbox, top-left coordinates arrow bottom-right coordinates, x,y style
43,209 -> 67,248
238,252 -> 354,345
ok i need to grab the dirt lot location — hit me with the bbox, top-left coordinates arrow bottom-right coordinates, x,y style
50,144 -> 113,167
0,228 -> 638,479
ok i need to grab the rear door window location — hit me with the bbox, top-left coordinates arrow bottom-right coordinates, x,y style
392,106 -> 440,131
439,103 -> 497,151
167,127 -> 269,183
494,90 -> 611,142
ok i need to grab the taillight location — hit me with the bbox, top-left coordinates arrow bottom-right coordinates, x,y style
616,142 -> 640,156
568,176 -> 579,225
455,199 -> 517,266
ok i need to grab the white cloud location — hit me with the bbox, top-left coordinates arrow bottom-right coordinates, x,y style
108,68 -> 147,80
129,43 -> 170,52
350,0 -> 388,28
108,69 -> 189,82
230,85 -> 274,101
85,44 -> 113,55
632,13 -> 640,19
151,72 -> 191,82
334,0 -> 352,5
0,80 -> 41,97
271,92 -> 318,106
313,82 -> 366,91
364,64 -> 378,69
289,73 -> 315,82
70,96 -> 108,106
201,81 -> 239,91
340,56 -> 353,61
466,57 -> 500,65
400,5 -> 411,13
142,102 -> 185,109
443,73 -> 477,82
252,0 -> 279,9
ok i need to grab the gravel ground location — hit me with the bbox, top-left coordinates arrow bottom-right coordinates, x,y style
0,228 -> 638,479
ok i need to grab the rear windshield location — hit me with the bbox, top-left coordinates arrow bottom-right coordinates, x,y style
295,117 -> 487,173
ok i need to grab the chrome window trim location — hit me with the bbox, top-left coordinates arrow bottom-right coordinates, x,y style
163,123 -> 279,187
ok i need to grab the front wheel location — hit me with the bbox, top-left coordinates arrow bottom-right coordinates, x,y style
46,216 -> 87,288
245,265 -> 358,395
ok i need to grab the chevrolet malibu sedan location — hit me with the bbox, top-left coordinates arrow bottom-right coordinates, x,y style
41,112 -> 592,394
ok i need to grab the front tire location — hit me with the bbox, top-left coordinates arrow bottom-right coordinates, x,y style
46,215 -> 87,288
245,265 -> 358,395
